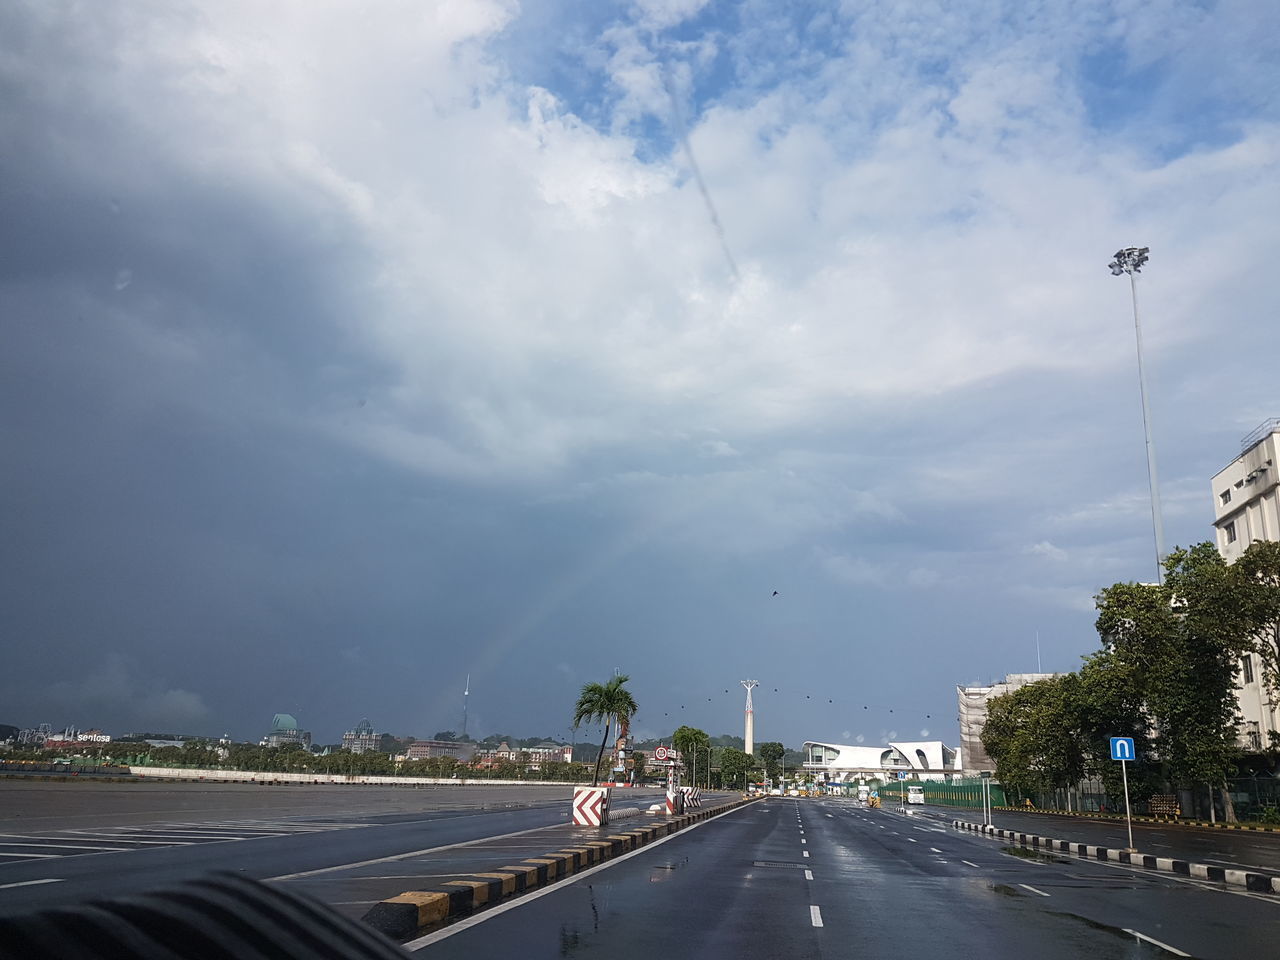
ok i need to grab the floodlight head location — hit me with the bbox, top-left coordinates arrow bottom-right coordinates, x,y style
1109,246 -> 1150,275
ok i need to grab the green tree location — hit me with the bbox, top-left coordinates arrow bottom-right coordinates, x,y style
719,747 -> 754,790
671,725 -> 711,786
573,674 -> 639,786
982,675 -> 1086,800
758,742 -> 785,783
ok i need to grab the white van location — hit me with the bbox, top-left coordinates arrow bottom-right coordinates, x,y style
907,784 -> 925,804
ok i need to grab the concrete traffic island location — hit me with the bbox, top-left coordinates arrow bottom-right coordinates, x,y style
363,793 -> 761,941
952,818 -> 1280,893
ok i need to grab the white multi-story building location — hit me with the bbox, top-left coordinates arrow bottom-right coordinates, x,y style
1211,419 -> 1278,561
1211,419 -> 1280,751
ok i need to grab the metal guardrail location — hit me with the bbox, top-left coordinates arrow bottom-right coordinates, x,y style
1242,418 -> 1280,453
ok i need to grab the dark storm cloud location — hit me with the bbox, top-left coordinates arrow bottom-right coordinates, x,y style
2,1 -> 1277,752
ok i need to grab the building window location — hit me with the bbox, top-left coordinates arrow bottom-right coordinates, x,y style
1243,655 -> 1255,684
1220,490 -> 1232,505
1248,722 -> 1262,752
1225,521 -> 1237,544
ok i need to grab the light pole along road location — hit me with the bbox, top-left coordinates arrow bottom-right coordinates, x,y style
1109,245 -> 1166,584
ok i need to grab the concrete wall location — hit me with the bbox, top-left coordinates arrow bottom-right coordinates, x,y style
130,767 -> 575,786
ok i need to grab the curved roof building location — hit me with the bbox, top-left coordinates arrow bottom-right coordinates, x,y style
803,739 -> 959,781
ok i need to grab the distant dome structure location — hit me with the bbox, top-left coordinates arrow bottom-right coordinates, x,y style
260,714 -> 311,749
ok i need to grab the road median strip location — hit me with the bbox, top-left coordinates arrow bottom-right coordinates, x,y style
363,794 -> 761,940
951,818 -> 1279,893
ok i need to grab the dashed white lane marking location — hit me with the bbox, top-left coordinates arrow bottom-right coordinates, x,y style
1019,884 -> 1050,897
961,860 -> 980,868
801,839 -> 806,844
805,870 -> 814,881
1123,930 -> 1190,956
877,825 -> 885,830
810,905 -> 824,927
803,851 -> 810,858
930,848 -> 942,853
825,814 -> 833,818
907,838 -> 917,843
0,879 -> 64,889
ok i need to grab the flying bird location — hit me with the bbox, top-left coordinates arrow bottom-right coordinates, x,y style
772,590 -> 779,596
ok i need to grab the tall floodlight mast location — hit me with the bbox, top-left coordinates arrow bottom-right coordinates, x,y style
741,680 -> 759,756
1108,246 -> 1166,584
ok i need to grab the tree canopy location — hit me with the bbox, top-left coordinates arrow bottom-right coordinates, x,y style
982,541 -> 1280,818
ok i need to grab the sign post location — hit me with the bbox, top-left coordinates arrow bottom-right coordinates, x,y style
1110,737 -> 1136,852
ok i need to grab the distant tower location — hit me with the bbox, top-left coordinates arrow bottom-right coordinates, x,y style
462,674 -> 470,739
741,680 -> 759,755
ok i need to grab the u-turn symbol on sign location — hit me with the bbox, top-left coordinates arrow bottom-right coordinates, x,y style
1110,737 -> 1135,761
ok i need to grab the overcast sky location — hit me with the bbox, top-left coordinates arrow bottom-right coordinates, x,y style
2,0 -> 1276,749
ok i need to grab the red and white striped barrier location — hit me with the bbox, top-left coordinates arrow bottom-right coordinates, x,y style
665,788 -> 686,815
571,786 -> 610,826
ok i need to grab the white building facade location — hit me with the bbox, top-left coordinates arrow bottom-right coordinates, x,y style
1211,419 -> 1280,751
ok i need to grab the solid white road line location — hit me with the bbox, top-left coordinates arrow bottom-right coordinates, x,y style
1123,930 -> 1190,956
0,842 -> 130,852
805,870 -> 813,880
0,853 -> 61,859
809,905 -> 823,927
961,860 -> 980,868
0,879 -> 64,889
269,824 -> 557,882
1018,884 -> 1050,897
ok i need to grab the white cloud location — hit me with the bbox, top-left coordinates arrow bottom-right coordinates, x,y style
1028,540 -> 1068,561
819,550 -> 885,587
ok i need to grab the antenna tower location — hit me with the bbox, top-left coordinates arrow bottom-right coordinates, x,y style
462,674 -> 470,739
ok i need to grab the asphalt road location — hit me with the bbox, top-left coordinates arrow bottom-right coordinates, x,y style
0,780 -> 669,917
411,797 -> 1280,960
943,805 -> 1280,874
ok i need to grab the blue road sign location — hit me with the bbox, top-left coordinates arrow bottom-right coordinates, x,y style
896,771 -> 908,780
1110,737 -> 1135,761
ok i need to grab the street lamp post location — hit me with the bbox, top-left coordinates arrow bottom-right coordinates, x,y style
1109,246 -> 1166,584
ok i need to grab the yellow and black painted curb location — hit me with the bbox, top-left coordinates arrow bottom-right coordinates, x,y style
363,795 -> 763,941
952,819 -> 1280,893
986,805 -> 1280,833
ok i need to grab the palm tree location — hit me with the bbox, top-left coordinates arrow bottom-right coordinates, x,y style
573,675 -> 639,787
